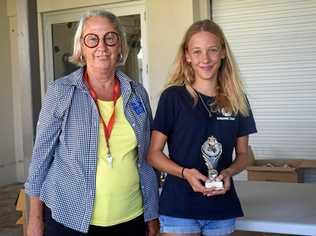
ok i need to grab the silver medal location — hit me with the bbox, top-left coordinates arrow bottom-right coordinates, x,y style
106,153 -> 113,168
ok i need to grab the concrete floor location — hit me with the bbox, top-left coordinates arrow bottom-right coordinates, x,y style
0,183 -> 24,236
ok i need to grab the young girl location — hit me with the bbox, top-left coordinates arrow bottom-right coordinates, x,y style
147,20 -> 257,236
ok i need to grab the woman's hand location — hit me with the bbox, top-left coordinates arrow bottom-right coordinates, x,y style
182,168 -> 212,194
27,216 -> 44,236
204,168 -> 233,197
146,218 -> 159,236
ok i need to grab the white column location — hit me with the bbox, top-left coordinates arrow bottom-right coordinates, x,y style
193,0 -> 211,21
15,0 -> 41,181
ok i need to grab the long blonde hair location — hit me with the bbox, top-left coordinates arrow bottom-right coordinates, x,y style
167,19 -> 249,116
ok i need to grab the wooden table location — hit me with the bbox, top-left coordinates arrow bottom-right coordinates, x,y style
235,181 -> 316,235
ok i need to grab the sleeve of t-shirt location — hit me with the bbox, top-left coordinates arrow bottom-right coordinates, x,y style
237,106 -> 257,137
151,88 -> 176,136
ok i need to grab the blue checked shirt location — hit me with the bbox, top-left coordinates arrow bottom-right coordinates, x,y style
25,68 -> 159,233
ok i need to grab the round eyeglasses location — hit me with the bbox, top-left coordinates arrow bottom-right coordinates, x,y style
83,32 -> 119,48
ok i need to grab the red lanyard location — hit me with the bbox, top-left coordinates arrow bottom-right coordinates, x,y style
84,71 -> 120,164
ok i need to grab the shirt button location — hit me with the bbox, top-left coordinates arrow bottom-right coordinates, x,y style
132,123 -> 136,127
138,164 -> 141,168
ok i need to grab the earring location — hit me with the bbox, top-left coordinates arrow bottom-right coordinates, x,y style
118,53 -> 123,63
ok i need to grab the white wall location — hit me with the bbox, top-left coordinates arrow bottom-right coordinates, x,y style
6,0 -> 15,16
37,0 -> 130,12
146,0 -> 195,111
0,0 -> 16,186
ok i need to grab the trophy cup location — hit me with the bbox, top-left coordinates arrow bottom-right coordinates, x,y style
201,136 -> 224,190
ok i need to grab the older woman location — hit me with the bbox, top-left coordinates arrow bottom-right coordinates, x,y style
25,10 -> 159,236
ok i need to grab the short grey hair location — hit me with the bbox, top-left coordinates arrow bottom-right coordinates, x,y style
70,9 -> 129,66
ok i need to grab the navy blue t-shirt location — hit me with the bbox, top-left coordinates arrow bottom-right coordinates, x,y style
152,85 -> 257,220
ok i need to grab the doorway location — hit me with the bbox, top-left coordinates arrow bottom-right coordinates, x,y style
51,14 -> 142,83
42,2 -> 147,94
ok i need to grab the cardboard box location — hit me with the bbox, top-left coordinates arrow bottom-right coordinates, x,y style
246,145 -> 316,183
16,189 -> 25,225
247,159 -> 305,183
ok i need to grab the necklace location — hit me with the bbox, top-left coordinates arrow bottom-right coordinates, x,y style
84,71 -> 120,168
197,92 -> 216,118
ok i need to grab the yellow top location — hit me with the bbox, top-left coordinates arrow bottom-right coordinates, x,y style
91,96 -> 143,226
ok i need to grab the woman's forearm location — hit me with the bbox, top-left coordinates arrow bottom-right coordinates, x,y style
147,150 -> 184,179
28,197 -> 44,220
225,152 -> 249,177
223,136 -> 250,178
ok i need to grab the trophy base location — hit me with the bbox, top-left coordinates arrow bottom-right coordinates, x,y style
205,180 -> 224,190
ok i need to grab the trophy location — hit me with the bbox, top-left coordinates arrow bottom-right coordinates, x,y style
201,136 -> 224,190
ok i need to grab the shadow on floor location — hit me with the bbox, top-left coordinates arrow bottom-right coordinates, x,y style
0,183 -> 24,236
